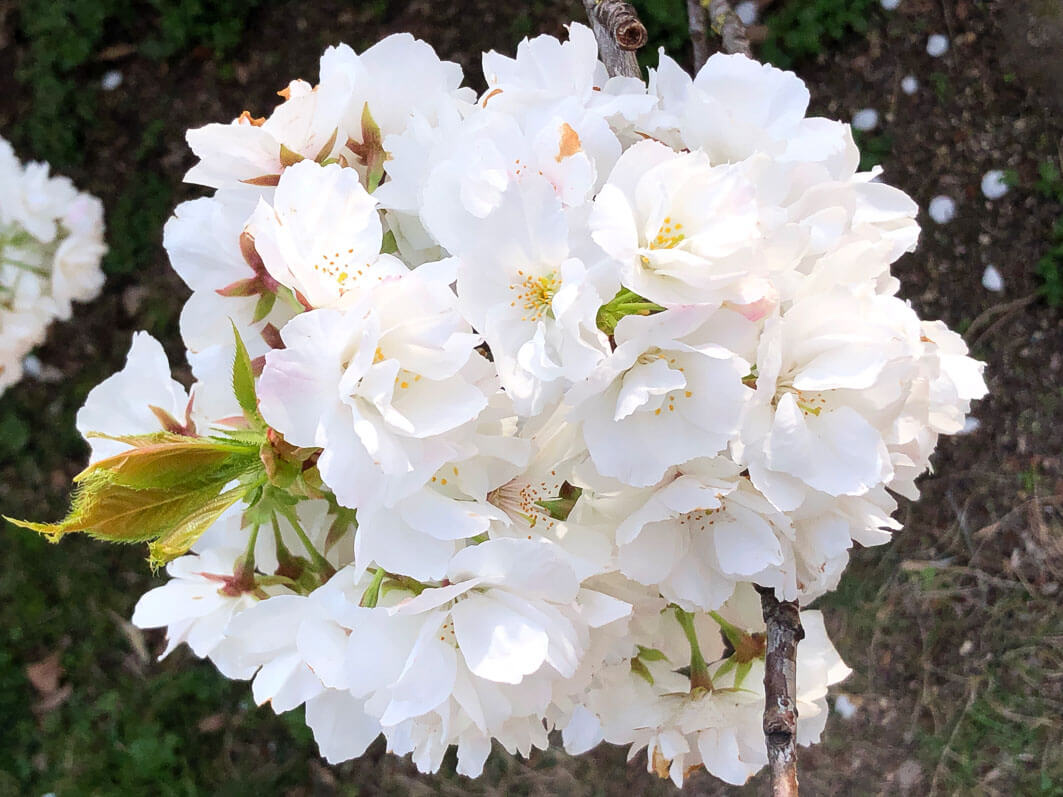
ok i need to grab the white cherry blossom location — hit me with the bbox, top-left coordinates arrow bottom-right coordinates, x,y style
568,307 -> 756,487
257,272 -> 490,509
247,160 -> 407,309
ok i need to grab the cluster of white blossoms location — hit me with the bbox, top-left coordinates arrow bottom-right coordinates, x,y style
23,25 -> 987,787
0,137 -> 107,393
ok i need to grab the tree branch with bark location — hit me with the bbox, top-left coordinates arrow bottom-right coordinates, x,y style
757,585 -> 805,797
581,0 -> 647,78
707,0 -> 753,57
584,4 -> 808,796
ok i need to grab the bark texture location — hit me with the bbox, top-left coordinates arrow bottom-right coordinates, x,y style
688,0 -> 711,72
708,0 -> 754,57
582,0 -> 646,78
757,585 -> 805,797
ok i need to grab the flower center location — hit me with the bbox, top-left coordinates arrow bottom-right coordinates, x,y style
488,472 -> 563,535
508,269 -> 561,323
310,247 -> 374,295
775,379 -> 829,417
649,216 -> 685,250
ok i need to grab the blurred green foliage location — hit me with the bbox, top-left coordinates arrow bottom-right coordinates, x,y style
853,129 -> 893,172
13,0 -> 273,168
759,0 -> 878,68
633,0 -> 689,69
633,0 -> 880,71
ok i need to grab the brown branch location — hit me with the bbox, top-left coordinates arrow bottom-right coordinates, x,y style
708,0 -> 753,57
688,0 -> 711,73
582,0 -> 646,79
757,585 -> 804,797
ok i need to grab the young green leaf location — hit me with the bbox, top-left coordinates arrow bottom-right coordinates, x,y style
79,432 -> 261,490
147,486 -> 246,568
231,322 -> 263,428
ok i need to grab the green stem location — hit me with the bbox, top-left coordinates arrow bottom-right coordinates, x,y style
244,522 -> 260,565
359,567 -> 386,608
1,257 -> 49,277
278,504 -> 335,578
674,607 -> 714,692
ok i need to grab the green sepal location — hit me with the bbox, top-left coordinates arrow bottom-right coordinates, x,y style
631,657 -> 654,686
636,644 -> 669,663
314,129 -> 339,163
380,573 -> 427,598
252,291 -> 276,323
348,103 -> 386,192
733,658 -> 754,690
231,323 -> 264,429
535,482 -> 582,521
242,484 -> 298,529
279,143 -> 305,167
595,288 -> 666,335
325,505 -> 357,553
380,229 -> 398,255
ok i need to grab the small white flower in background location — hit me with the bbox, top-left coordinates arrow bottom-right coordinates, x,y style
928,195 -> 957,224
960,416 -> 981,434
880,0 -> 901,9
982,264 -> 1004,292
0,136 -> 106,395
926,34 -> 949,57
901,75 -> 919,95
735,1 -> 758,25
851,108 -> 879,131
981,169 -> 1010,200
26,23 -> 988,789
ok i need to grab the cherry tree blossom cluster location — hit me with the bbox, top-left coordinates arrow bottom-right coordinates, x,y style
17,25 -> 986,787
0,137 -> 106,393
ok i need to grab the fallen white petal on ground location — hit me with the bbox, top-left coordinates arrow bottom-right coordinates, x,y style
928,195 -> 957,224
981,265 -> 1004,292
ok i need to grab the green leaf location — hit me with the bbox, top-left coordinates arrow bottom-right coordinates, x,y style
80,433 -> 261,490
231,323 -> 261,427
6,432 -> 266,565
8,472 -> 223,545
148,486 -> 246,568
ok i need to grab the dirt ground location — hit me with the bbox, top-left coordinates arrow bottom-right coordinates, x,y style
1,1 -> 1060,794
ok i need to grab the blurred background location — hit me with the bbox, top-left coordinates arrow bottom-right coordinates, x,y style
0,0 -> 1060,793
